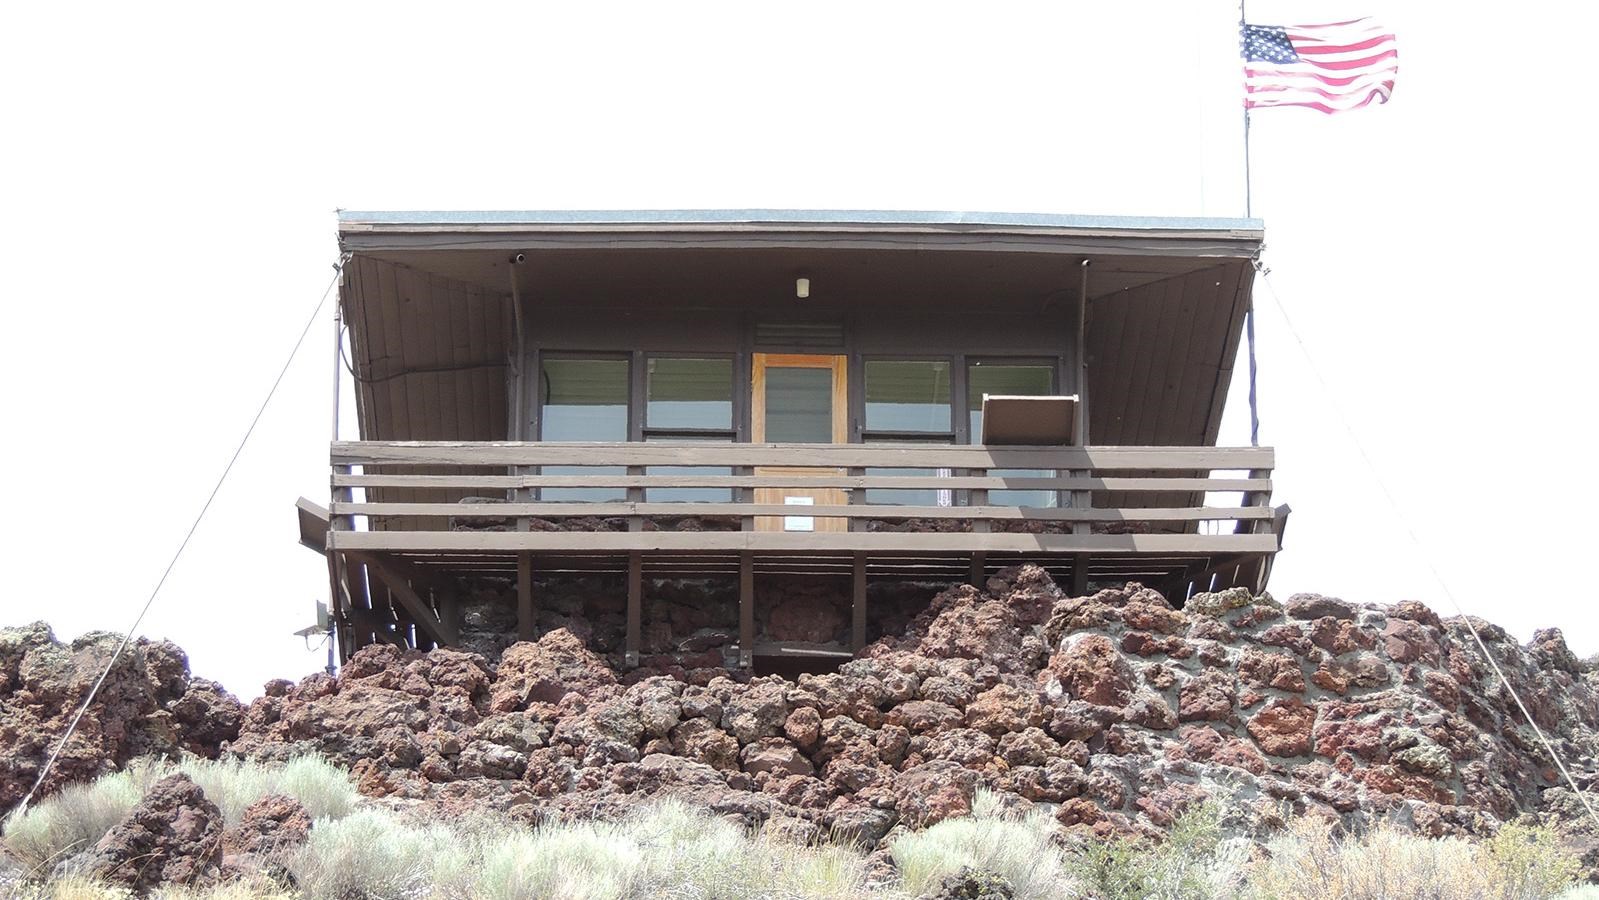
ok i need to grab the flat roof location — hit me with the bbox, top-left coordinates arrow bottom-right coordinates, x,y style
338,208 -> 1263,233
337,209 -> 1264,259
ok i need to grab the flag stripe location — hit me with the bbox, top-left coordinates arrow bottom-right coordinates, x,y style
1242,17 -> 1398,114
1290,35 -> 1392,54
1245,67 -> 1396,88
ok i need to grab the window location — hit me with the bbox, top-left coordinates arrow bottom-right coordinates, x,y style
540,357 -> 628,501
967,361 -> 1058,508
646,357 -> 734,502
863,359 -> 954,506
646,357 -> 733,434
864,360 -> 952,436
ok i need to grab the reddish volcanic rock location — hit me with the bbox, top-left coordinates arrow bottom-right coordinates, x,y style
784,706 -> 823,750
14,564 -> 1599,888
221,794 -> 311,878
1178,670 -> 1235,723
1239,650 -> 1306,692
1045,634 -> 1134,708
1383,618 -> 1442,666
87,774 -> 224,892
1309,617 -> 1376,655
887,700 -> 964,734
491,630 -> 615,713
0,624 -> 243,813
1248,697 -> 1317,757
741,737 -> 815,778
964,684 -> 1047,735
1286,594 -> 1358,621
895,760 -> 977,827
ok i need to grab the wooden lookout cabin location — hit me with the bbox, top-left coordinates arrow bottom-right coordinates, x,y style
305,210 -> 1287,667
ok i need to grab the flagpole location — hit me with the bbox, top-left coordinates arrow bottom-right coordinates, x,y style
1241,0 -> 1261,447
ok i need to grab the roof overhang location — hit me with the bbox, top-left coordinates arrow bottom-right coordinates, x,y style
337,209 -> 1264,259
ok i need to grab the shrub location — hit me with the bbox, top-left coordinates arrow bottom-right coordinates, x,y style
1061,803 -> 1244,900
2,755 -> 357,876
1245,817 -> 1583,900
1485,822 -> 1583,899
2,761 -> 172,873
177,755 -> 357,824
471,820 -> 642,900
892,790 -> 1068,899
287,808 -> 456,900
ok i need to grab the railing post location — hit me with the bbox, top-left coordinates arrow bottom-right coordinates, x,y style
328,463 -> 356,660
627,465 -> 644,533
738,465 -> 754,532
847,466 -> 864,533
1070,459 -> 1091,597
1242,466 -> 1274,531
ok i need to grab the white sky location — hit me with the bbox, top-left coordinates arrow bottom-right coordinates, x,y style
4,1 -> 1595,700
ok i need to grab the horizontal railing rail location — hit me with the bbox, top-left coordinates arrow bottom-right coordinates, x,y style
326,441 -> 1277,558
332,440 -> 1276,470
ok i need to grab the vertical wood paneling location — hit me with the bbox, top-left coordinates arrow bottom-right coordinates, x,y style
1197,265 -> 1251,446
445,278 -> 473,441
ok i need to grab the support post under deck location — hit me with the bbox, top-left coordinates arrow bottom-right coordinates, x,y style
517,552 -> 534,642
852,553 -> 867,652
625,551 -> 642,667
739,551 -> 754,669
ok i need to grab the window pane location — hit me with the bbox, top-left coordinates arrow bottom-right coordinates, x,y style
543,359 -> 628,441
968,362 -> 1056,507
865,360 -> 951,433
764,367 -> 834,442
542,358 -> 628,501
648,358 -> 733,430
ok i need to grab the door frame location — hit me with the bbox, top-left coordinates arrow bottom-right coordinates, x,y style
750,353 -> 849,444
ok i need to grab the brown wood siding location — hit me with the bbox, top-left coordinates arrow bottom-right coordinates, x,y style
341,257 -> 513,529
1086,261 -> 1254,513
1086,262 -> 1251,447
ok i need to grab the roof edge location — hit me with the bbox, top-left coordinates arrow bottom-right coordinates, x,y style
337,208 -> 1264,235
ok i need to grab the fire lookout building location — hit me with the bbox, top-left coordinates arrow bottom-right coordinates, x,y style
303,210 -> 1287,668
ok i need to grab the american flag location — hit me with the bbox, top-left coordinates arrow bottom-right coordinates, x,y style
1242,18 -> 1398,113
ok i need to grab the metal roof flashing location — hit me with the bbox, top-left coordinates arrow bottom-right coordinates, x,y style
337,209 -> 1262,237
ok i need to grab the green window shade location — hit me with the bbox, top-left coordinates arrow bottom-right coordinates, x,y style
542,358 -> 628,441
541,358 -> 628,501
967,362 -> 1057,508
648,358 -> 733,431
764,367 -> 834,442
865,360 -> 952,433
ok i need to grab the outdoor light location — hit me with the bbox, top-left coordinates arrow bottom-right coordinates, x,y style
795,277 -> 810,299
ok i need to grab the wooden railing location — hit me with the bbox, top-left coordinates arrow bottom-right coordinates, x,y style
327,441 -> 1279,557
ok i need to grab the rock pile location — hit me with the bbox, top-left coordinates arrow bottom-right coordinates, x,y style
0,624 -> 244,813
220,566 -> 1599,843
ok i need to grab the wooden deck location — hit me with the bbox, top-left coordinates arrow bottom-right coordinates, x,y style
325,441 -> 1284,664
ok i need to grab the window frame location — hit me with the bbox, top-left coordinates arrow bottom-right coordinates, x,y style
641,353 -> 739,442
534,351 -> 634,443
858,355 -> 958,445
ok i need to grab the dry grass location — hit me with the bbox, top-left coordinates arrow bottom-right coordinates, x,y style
4,759 -> 1592,899
1246,817 -> 1582,900
1,755 -> 356,877
892,791 -> 1069,898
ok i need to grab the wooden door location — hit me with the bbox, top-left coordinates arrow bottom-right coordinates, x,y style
751,353 -> 848,532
